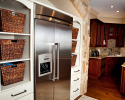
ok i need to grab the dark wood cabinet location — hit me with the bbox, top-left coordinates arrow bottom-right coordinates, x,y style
89,58 -> 106,79
120,67 -> 125,95
108,25 -> 115,39
90,19 -> 125,47
90,19 -> 103,47
106,57 -> 125,74
101,24 -> 108,47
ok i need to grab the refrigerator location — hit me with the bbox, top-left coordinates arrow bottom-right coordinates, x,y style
34,4 -> 73,100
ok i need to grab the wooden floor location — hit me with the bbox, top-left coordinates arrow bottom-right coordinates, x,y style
85,73 -> 125,100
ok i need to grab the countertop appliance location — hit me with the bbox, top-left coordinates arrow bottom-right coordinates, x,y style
34,4 -> 73,100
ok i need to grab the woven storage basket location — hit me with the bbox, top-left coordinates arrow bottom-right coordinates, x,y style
72,27 -> 79,39
1,62 -> 26,86
0,8 -> 26,33
71,55 -> 77,66
72,41 -> 77,53
0,39 -> 25,60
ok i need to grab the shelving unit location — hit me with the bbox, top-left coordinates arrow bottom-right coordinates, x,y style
0,0 -> 34,100
70,18 -> 82,100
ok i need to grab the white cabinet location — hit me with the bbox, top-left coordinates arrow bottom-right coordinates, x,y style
70,17 -> 83,100
0,0 -> 34,99
16,93 -> 34,100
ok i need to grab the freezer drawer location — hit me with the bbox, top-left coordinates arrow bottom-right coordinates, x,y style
0,82 -> 33,100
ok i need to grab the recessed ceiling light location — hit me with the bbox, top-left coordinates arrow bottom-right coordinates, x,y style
110,6 -> 114,8
116,10 -> 120,12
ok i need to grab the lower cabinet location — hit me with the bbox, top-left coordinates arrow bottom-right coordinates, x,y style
88,58 -> 106,79
16,93 -> 34,100
0,82 -> 33,100
70,66 -> 81,100
120,67 -> 125,96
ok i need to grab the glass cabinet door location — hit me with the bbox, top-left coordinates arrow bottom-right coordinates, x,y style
108,26 -> 114,39
102,24 -> 108,47
120,27 -> 124,47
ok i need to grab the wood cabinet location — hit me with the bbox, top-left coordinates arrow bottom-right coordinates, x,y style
88,58 -> 106,79
106,57 -> 125,74
90,19 -> 103,47
90,19 -> 125,47
120,67 -> 125,96
101,24 -> 108,47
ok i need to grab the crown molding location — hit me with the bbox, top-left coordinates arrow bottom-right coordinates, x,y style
90,8 -> 99,16
98,14 -> 124,18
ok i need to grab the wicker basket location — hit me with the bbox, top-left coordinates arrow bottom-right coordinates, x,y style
72,41 -> 77,53
0,39 -> 25,60
0,8 -> 26,33
72,27 -> 79,39
71,55 -> 77,66
1,62 -> 26,86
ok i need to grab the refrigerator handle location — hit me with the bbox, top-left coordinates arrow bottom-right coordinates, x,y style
55,43 -> 60,80
52,43 -> 55,81
51,43 -> 60,81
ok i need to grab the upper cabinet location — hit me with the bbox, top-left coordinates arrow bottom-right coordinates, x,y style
90,19 -> 103,47
90,19 -> 125,47
101,23 -> 108,47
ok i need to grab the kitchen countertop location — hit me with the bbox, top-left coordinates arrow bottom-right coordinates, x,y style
121,62 -> 125,67
89,55 -> 125,59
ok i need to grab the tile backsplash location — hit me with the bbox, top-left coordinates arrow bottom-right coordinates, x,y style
90,47 -> 120,56
90,39 -> 121,56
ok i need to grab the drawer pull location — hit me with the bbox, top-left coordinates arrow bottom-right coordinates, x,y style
73,88 -> 79,92
74,70 -> 80,72
11,90 -> 27,97
74,78 -> 79,81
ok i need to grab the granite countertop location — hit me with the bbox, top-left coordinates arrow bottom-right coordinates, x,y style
121,62 -> 125,67
89,55 -> 125,59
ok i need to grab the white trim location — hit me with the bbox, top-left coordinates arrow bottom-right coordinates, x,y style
90,8 -> 99,16
28,0 -> 82,20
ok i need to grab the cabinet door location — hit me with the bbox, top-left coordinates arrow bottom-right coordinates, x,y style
119,26 -> 124,47
101,24 -> 108,47
90,21 -> 96,47
16,93 -> 34,100
96,23 -> 101,47
108,25 -> 115,39
120,67 -> 125,95
115,26 -> 120,47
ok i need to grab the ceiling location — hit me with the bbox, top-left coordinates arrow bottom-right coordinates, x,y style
91,0 -> 125,18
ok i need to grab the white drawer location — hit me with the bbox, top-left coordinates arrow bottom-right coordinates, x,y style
0,82 -> 33,100
71,66 -> 81,76
70,83 -> 80,98
71,73 -> 80,85
16,93 -> 34,100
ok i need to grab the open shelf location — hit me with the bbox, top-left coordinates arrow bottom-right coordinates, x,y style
1,78 -> 30,91
71,52 -> 80,55
0,58 -> 30,64
0,60 -> 30,91
0,32 -> 30,36
72,39 -> 80,41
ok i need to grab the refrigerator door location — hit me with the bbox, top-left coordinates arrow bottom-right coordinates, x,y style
34,19 -> 55,100
54,24 -> 72,100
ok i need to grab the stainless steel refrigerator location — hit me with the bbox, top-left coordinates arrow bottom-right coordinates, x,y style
34,4 -> 73,100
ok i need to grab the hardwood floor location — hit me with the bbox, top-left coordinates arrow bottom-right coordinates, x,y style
85,73 -> 125,100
